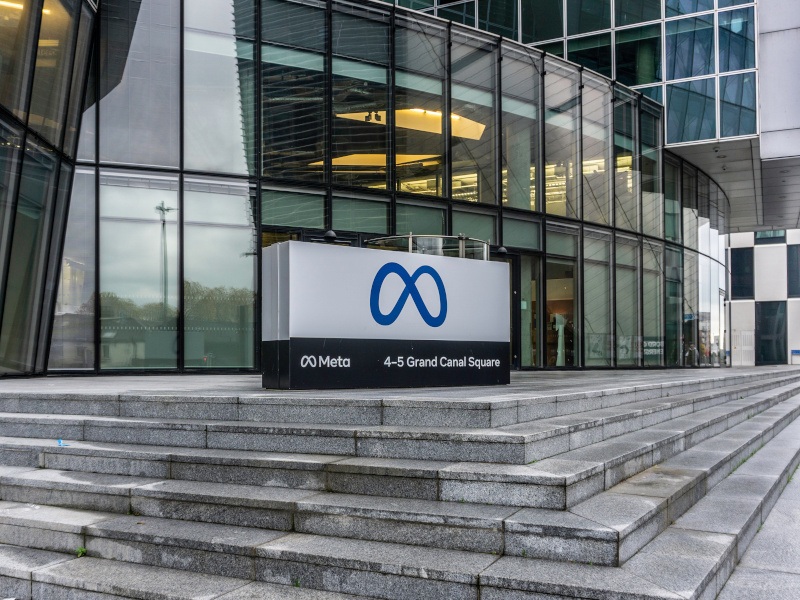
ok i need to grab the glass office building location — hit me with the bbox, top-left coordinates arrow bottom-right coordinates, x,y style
0,0 -> 729,375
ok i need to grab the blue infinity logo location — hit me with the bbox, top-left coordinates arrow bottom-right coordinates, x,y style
370,262 -> 447,327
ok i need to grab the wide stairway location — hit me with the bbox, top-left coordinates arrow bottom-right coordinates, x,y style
1,367 -> 800,599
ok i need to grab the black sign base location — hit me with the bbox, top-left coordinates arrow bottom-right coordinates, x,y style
262,338 -> 509,389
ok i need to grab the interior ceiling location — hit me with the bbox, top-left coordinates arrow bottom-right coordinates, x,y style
669,137 -> 800,233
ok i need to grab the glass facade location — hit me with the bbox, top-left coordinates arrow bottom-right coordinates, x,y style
1,0 -> 731,375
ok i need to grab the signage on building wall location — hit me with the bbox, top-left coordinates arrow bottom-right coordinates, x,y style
262,241 -> 510,389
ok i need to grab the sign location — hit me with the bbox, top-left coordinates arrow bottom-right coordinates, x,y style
262,241 -> 510,389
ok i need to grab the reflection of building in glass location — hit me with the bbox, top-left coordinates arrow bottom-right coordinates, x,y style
2,0 -> 795,375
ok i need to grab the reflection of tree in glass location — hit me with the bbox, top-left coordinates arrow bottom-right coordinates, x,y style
183,281 -> 254,323
100,292 -> 177,323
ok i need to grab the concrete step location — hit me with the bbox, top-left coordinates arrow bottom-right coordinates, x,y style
2,375 -> 799,467
0,370 -> 796,428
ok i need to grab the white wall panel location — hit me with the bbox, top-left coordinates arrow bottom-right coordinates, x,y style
730,301 -> 755,367
728,232 -> 754,248
754,245 -> 787,301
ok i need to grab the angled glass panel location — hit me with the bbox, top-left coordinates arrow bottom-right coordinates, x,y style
614,87 -> 639,231
49,167 -> 95,370
502,44 -> 540,212
331,4 -> 390,189
581,73 -> 613,225
99,171 -> 179,370
568,33 -> 612,78
616,0 -> 661,27
478,0 -> 517,40
185,32 -> 256,175
521,0 -> 563,44
0,119 -> 23,315
437,2 -> 475,28
583,229 -> 612,366
395,16 -> 446,196
262,44 -> 326,183
637,85 -> 663,103
28,0 -> 80,148
544,58 -> 579,219
63,3 -> 94,158
0,0 -> 40,120
0,139 -> 58,374
666,0 -> 713,17
190,0 -> 255,38
641,101 -> 663,238
262,188 -> 324,229
643,240 -> 664,366
451,31 -> 497,205
666,15 -> 715,80
615,24 -> 661,86
717,0 -> 750,7
719,8 -> 755,73
667,77 -> 716,143
567,0 -> 610,36
76,49 -> 96,163
184,178 -> 256,368
100,0 -> 180,167
616,235 -> 640,366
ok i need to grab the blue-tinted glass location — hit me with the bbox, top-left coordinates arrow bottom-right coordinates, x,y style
616,0 -> 660,27
720,73 -> 756,137
668,78 -> 715,142
665,0 -> 713,17
615,24 -> 661,86
521,0 -> 563,43
719,8 -> 755,72
568,33 -> 612,78
479,0 -> 517,39
718,0 -> 750,7
536,41 -> 564,57
666,16 -> 715,80
437,3 -> 475,28
567,0 -> 610,35
638,85 -> 663,103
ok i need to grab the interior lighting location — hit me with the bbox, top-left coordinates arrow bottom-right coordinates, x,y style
337,109 -> 486,141
0,1 -> 51,13
310,153 -> 439,167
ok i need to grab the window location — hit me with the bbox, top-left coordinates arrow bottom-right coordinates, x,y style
788,245 -> 800,298
755,230 -> 785,245
730,247 -> 753,299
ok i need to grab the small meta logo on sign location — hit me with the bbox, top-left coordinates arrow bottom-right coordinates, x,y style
300,355 -> 351,368
369,262 -> 447,327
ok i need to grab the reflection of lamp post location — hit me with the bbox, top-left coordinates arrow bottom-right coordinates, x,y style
155,201 -> 176,322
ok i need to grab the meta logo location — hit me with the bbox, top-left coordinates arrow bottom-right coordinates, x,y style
370,262 -> 447,327
300,355 -> 351,368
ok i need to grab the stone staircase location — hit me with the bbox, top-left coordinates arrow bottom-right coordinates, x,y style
1,368 -> 800,599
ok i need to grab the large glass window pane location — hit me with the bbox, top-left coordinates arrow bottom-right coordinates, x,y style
719,8 -> 755,72
262,188 -> 324,229
452,210 -> 496,244
615,87 -> 639,231
502,44 -> 540,212
567,0 -> 610,36
100,0 -> 179,167
332,196 -> 389,234
568,34 -> 611,78
49,168 -> 95,370
185,32 -> 255,175
667,78 -> 716,143
581,73 -> 612,225
788,245 -> 800,298
263,0 -> 324,50
643,240 -> 664,366
396,203 -> 445,235
720,72 -> 756,138
190,0 -> 255,38
184,179 -> 256,368
666,16 -> 715,80
331,5 -> 390,189
0,120 -> 23,312
76,50 -> 96,163
62,4 -> 94,158
641,103 -> 663,238
544,59 -> 580,218
0,140 -> 58,374
666,0 -> 713,17
519,254 -> 540,367
0,0 -> 39,119
503,216 -> 540,250
451,31 -> 497,205
478,0 -> 517,40
616,0 -> 660,27
395,16 -> 446,196
683,249 -> 699,364
99,171 -> 179,369
665,245 -> 682,365
28,0 -> 79,147
665,157 -> 681,242
730,247 -> 754,299
718,0 -> 751,8
536,40 -> 565,58
521,0 -> 563,44
615,25 -> 661,86
584,229 -> 612,366
546,256 -> 578,366
682,164 -> 698,250
616,235 -> 640,365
